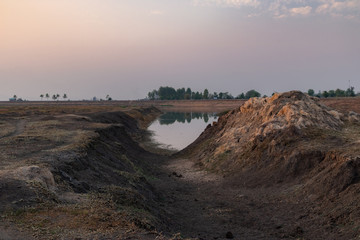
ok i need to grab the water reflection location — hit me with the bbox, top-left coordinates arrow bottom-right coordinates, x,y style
158,112 -> 217,125
148,112 -> 218,150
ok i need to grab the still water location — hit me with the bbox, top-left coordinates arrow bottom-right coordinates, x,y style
148,112 -> 218,150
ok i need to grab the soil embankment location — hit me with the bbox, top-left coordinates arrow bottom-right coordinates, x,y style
0,106 -> 173,239
178,91 -> 360,239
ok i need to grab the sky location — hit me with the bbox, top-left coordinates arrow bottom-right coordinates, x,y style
0,0 -> 359,100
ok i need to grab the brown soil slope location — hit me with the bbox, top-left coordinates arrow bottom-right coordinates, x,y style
180,91 -> 360,236
0,106 -> 173,239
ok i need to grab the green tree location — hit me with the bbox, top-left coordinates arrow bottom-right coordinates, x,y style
218,92 -> 223,99
185,88 -> 192,99
176,88 -> 185,100
236,93 -> 245,99
158,86 -> 177,100
346,87 -> 355,97
45,93 -> 50,101
52,94 -> 57,101
148,90 -> 158,100
328,90 -> 336,97
203,89 -> 209,99
245,90 -> 261,99
13,95 -> 17,100
223,92 -> 233,99
307,89 -> 315,96
194,91 -> 202,100
322,91 -> 329,98
335,89 -> 345,97
63,93 -> 68,100
40,94 -> 44,100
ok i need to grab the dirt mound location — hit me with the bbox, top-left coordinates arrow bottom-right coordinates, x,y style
181,91 -> 360,189
0,106 -> 170,239
177,91 -> 360,237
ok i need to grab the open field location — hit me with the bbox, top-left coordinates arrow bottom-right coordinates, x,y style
0,99 -> 244,114
1,96 -> 360,113
0,96 -> 360,239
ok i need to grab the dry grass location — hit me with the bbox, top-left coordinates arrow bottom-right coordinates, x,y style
0,121 -> 15,137
8,197 -> 132,239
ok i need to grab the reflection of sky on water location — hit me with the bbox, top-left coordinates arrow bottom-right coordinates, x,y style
148,112 -> 218,150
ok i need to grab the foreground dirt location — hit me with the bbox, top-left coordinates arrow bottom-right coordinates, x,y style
0,104 -> 171,239
0,97 -> 360,239
155,157 -> 353,239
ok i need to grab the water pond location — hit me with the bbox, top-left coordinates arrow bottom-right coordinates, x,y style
148,112 -> 218,150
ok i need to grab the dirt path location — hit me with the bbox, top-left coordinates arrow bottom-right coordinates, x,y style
155,157 -> 271,239
0,119 -> 27,139
154,157 -> 339,240
0,119 -> 26,140
10,119 -> 26,137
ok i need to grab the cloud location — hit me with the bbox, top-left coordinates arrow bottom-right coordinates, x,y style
193,0 -> 260,8
316,3 -> 330,14
316,0 -> 360,18
194,0 -> 360,19
331,1 -> 359,11
290,6 -> 312,16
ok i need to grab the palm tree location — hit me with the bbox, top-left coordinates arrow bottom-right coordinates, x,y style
13,95 -> 17,100
45,93 -> 50,101
52,94 -> 57,101
63,93 -> 67,101
40,94 -> 44,101
106,94 -> 112,101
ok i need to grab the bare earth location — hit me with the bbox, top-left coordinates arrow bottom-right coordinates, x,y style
0,97 -> 359,239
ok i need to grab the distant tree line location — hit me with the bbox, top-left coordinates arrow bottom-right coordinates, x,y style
147,86 -> 261,100
307,87 -> 358,98
39,93 -> 68,101
10,93 -> 117,102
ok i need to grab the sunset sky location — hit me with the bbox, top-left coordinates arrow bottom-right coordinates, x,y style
1,0 -> 359,100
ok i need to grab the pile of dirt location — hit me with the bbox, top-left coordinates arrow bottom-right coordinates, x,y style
181,91 -> 360,191
177,91 -> 360,237
0,106 -> 172,239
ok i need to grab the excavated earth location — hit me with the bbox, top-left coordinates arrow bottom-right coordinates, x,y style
0,106 -> 172,239
0,93 -> 360,239
179,91 -> 360,239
